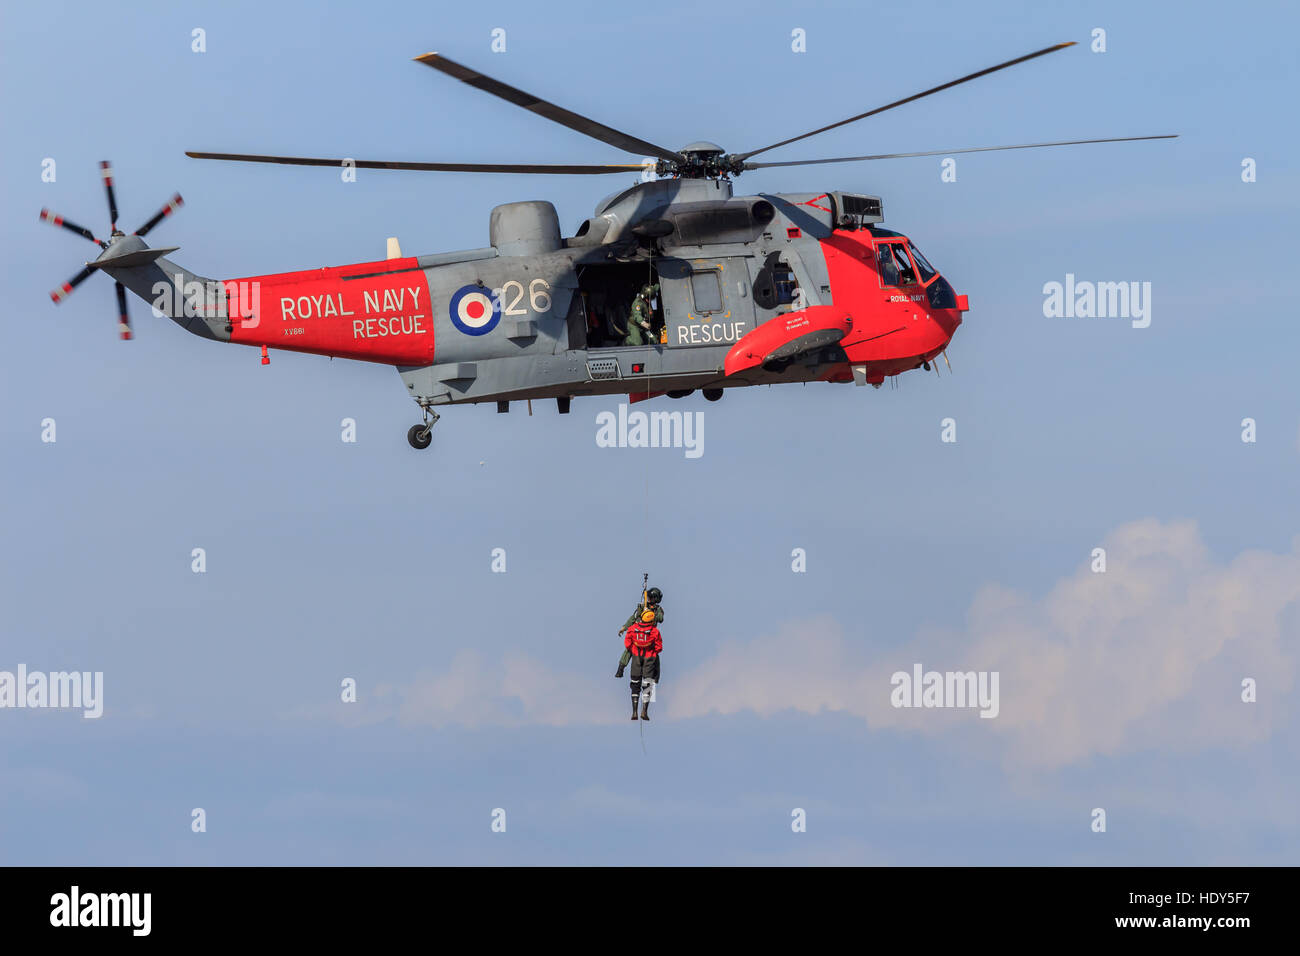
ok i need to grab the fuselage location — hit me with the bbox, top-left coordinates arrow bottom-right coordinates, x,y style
112,178 -> 968,407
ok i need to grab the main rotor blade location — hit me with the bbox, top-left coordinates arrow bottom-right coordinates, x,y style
737,41 -> 1078,161
115,281 -> 132,340
100,161 -> 119,230
186,152 -> 647,175
39,208 -> 102,245
50,265 -> 95,304
133,193 -> 184,237
413,52 -> 685,164
744,134 -> 1179,169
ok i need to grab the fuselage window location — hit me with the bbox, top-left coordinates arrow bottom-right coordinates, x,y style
754,253 -> 800,310
690,270 -> 724,314
774,264 -> 798,305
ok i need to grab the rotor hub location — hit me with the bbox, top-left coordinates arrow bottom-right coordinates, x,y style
659,142 -> 745,180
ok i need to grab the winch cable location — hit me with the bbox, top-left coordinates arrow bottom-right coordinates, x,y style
637,255 -> 658,755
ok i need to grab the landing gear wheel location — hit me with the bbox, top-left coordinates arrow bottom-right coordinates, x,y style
703,388 -> 724,402
407,424 -> 432,450
407,407 -> 440,450
667,389 -> 694,399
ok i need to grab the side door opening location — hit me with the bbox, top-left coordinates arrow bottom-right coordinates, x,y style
575,261 -> 662,349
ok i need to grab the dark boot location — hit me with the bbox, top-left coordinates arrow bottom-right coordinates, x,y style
640,701 -> 650,721
631,697 -> 640,720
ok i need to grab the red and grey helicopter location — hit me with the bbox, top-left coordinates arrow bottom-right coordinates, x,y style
41,41 -> 1173,449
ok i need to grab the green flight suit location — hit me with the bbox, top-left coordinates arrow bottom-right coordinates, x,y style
618,602 -> 664,669
622,284 -> 660,346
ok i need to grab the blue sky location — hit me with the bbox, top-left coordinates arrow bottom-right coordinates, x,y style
1,0 -> 1297,864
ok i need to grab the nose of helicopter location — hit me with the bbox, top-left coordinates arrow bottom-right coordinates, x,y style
935,288 -> 969,339
929,293 -> 964,341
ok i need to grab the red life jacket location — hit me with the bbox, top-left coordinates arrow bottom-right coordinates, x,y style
624,622 -> 662,658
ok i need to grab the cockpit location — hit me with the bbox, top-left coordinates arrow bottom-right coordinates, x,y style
872,230 -> 957,309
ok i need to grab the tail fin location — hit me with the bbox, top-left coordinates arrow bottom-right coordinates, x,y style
95,237 -> 229,342
89,245 -> 178,270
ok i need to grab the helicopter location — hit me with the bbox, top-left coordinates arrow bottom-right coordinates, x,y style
40,41 -> 1174,449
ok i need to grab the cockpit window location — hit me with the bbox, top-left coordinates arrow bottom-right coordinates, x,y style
908,242 -> 937,283
890,245 -> 918,285
877,242 -> 918,287
876,246 -> 900,287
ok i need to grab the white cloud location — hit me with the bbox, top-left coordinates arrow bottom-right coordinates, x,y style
673,519 -> 1299,768
953,519 -> 1299,766
362,650 -> 613,729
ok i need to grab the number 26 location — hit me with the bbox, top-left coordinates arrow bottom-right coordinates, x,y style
497,278 -> 552,315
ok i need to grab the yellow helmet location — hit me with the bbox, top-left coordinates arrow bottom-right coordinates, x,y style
641,609 -> 657,624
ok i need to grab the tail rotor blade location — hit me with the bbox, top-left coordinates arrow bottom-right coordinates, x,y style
133,193 -> 184,238
50,265 -> 96,304
100,161 -> 119,230
39,208 -> 103,245
115,281 -> 132,340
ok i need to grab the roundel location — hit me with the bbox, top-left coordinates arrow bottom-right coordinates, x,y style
448,284 -> 501,335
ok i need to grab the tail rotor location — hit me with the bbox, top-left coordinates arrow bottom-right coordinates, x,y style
40,161 -> 183,339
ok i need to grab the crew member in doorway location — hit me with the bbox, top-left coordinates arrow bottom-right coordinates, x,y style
616,586 -> 663,677
623,282 -> 660,346
624,609 -> 663,721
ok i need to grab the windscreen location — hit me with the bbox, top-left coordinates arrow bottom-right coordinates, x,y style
907,242 -> 937,283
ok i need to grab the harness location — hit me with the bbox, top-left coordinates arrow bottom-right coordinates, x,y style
628,623 -> 657,657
